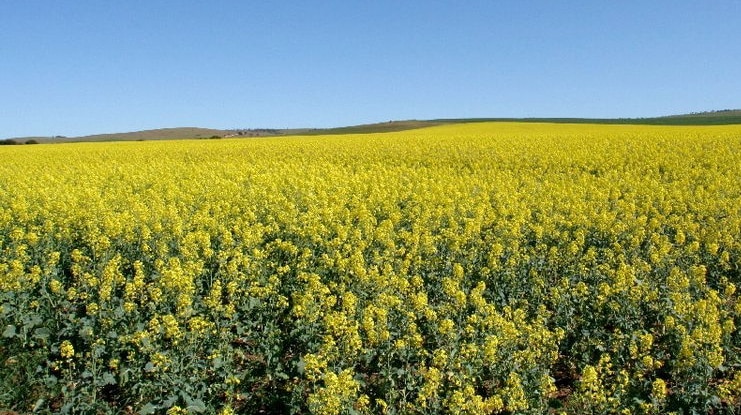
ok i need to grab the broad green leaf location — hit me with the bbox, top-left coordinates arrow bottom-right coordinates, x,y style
2,324 -> 16,338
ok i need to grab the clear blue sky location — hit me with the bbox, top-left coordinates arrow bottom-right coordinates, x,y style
2,1 -> 740,137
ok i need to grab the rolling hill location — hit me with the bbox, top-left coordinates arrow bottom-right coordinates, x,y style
3,110 -> 740,144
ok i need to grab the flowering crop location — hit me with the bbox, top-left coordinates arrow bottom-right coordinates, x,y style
1,122 -> 740,414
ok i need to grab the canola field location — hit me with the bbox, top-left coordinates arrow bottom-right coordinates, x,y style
1,122 -> 740,414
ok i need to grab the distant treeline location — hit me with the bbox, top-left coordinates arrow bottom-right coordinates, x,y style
0,139 -> 39,145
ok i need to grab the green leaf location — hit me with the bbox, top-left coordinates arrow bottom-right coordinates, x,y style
102,372 -> 116,385
23,313 -> 43,328
275,371 -> 289,380
33,327 -> 51,341
163,395 -> 178,407
2,324 -> 16,338
187,399 -> 206,413
139,403 -> 157,415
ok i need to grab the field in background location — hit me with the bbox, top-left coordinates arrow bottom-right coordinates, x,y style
4,109 -> 741,144
1,123 -> 740,414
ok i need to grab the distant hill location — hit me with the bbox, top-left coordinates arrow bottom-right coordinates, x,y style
75,127 -> 230,142
298,110 -> 741,135
650,109 -> 741,125
299,120 -> 450,135
300,110 -> 741,135
428,109 -> 741,127
3,110 -> 740,144
2,127 -> 286,144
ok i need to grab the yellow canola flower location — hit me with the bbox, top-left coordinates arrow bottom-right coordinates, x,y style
166,406 -> 188,415
307,369 -> 360,415
651,378 -> 667,401
59,340 -> 75,359
1,122 -> 740,414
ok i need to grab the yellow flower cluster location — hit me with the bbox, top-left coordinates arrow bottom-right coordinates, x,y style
1,122 -> 740,413
307,369 -> 361,415
59,340 -> 75,359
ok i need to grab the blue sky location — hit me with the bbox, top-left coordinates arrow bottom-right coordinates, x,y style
2,1 -> 740,137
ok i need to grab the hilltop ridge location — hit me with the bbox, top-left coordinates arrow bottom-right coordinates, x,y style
3,109 -> 740,144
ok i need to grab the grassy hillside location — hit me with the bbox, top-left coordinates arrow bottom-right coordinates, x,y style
432,110 -> 741,127
298,120 -> 449,135
652,109 -> 741,125
4,110 -> 740,144
2,127 -> 287,144
75,127 -> 229,142
299,110 -> 741,135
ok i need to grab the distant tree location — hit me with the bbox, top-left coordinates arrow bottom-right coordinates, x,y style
25,139 -> 39,144
0,139 -> 18,145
